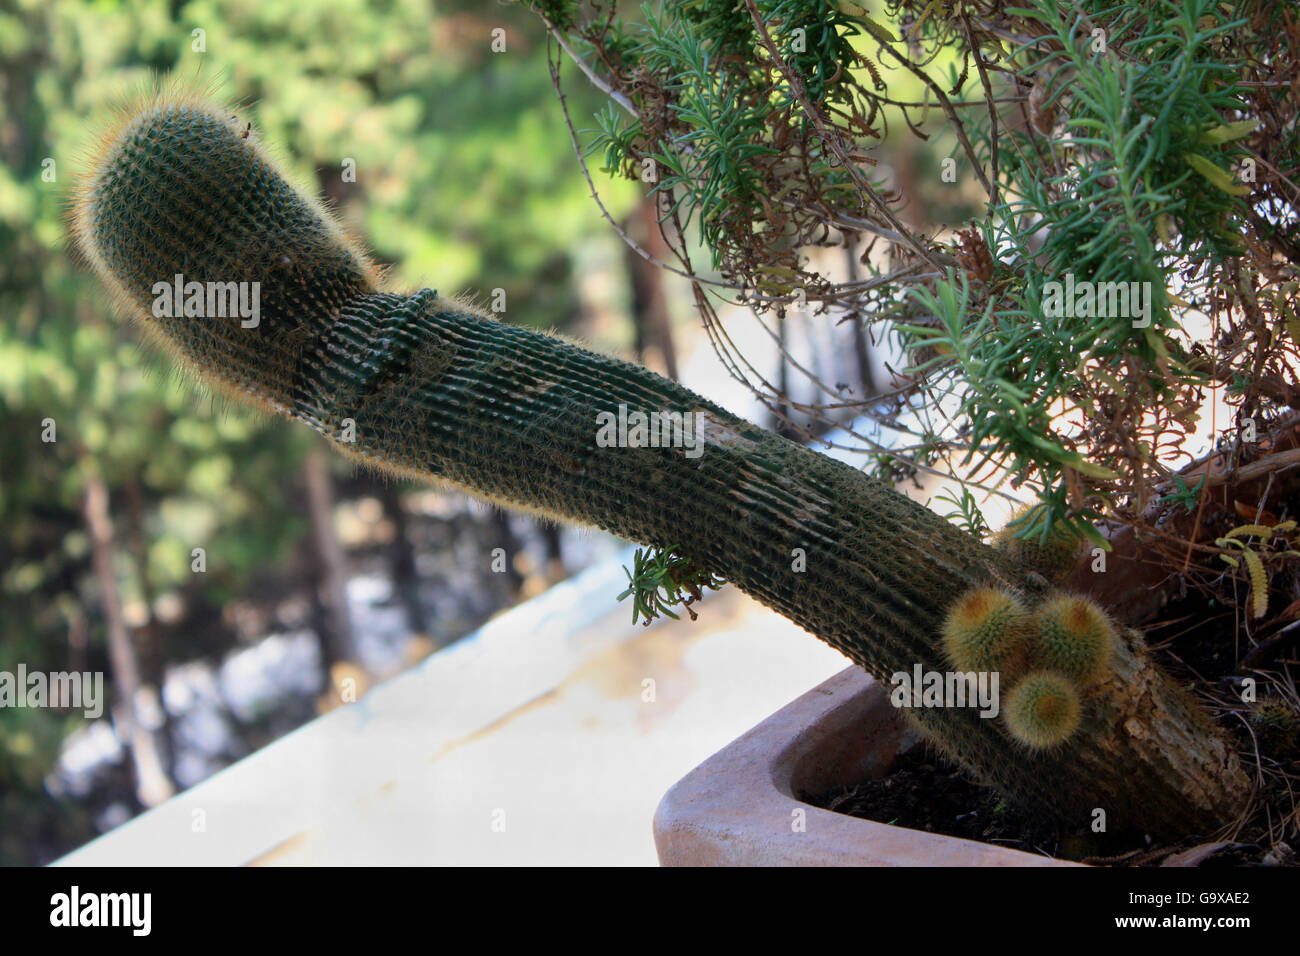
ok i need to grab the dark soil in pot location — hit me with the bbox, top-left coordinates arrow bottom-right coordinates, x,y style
803,742 -> 1296,866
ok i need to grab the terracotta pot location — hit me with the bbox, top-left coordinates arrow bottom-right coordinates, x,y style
653,666 -> 1081,866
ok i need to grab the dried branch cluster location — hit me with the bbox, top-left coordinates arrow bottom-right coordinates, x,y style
533,0 -> 1300,613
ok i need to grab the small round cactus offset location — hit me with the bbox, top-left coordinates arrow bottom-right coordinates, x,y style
939,586 -> 1033,682
1004,671 -> 1082,749
1031,593 -> 1116,686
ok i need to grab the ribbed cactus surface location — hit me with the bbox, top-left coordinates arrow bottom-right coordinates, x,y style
72,90 -> 1250,837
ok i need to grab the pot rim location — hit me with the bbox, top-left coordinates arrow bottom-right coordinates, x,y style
653,665 -> 1081,866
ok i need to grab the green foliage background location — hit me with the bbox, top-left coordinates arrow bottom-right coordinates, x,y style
0,0 -> 633,864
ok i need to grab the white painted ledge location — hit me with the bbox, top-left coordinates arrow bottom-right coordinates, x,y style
54,546 -> 641,867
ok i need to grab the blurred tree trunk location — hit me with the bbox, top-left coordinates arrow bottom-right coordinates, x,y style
303,445 -> 357,668
541,522 -> 565,582
488,506 -> 524,600
894,138 -> 926,228
80,463 -> 174,809
64,605 -> 87,676
772,314 -> 798,439
844,233 -> 877,400
624,196 -> 679,380
376,481 -> 427,636
121,474 -> 176,775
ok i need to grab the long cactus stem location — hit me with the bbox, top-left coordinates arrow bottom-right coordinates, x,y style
73,90 -> 1249,837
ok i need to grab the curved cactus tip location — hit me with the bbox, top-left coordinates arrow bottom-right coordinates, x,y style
940,585 -> 1033,682
69,76 -> 378,321
71,78 -> 228,268
67,76 -> 389,410
1005,670 -> 1082,750
1031,592 -> 1116,686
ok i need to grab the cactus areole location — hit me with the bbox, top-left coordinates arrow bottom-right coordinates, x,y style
72,90 -> 1250,839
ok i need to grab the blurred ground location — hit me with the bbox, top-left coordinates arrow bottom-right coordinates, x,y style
250,585 -> 847,866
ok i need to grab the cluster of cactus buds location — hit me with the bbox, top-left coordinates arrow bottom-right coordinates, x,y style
941,586 -> 1119,750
